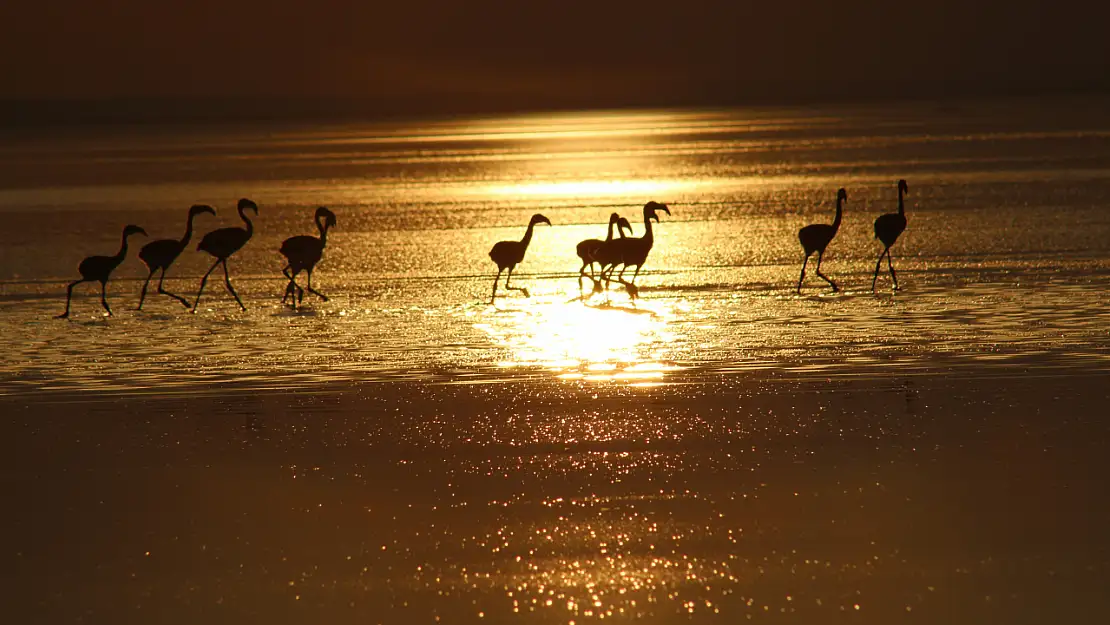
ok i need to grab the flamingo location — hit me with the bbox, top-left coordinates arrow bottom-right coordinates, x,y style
57,224 -> 147,319
872,179 -> 909,291
280,206 -> 337,307
575,213 -> 632,291
601,201 -> 670,297
193,198 -> 258,312
137,204 -> 216,310
593,216 -> 633,287
488,213 -> 551,303
797,188 -> 846,293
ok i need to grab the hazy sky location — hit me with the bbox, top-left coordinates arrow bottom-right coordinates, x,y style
0,1 -> 1106,112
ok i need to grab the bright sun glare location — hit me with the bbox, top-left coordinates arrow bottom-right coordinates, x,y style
475,300 -> 680,383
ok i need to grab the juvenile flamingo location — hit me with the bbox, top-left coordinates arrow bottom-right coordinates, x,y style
601,201 -> 670,297
280,206 -> 337,307
797,188 -> 846,293
57,224 -> 147,319
872,179 -> 909,291
488,213 -> 550,303
137,204 -> 216,309
193,198 -> 258,312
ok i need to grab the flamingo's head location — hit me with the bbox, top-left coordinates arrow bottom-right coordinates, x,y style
898,179 -> 909,194
617,217 -> 633,236
238,198 -> 259,215
645,201 -> 670,223
531,214 -> 551,227
837,188 -> 848,203
316,206 -> 338,229
123,225 -> 147,238
608,212 -> 621,225
190,204 -> 217,218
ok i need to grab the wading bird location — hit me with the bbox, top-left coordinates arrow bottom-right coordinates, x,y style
872,179 -> 909,291
57,224 -> 147,319
488,213 -> 550,303
575,213 -> 632,291
797,188 -> 846,293
595,217 -> 633,286
280,206 -> 337,308
193,198 -> 258,312
601,201 -> 670,297
137,204 -> 216,309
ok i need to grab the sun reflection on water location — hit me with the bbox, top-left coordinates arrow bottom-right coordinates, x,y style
475,297 -> 681,382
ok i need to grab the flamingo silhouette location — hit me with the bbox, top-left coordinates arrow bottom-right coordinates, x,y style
137,204 -> 216,310
601,201 -> 670,297
594,215 -> 630,286
872,179 -> 909,291
280,206 -> 337,307
193,198 -> 258,312
488,213 -> 550,303
576,213 -> 632,291
797,188 -> 846,293
57,224 -> 147,319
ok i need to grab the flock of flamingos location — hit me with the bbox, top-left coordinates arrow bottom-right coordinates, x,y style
55,179 -> 910,318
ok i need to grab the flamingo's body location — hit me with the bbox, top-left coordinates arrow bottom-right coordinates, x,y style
872,180 -> 909,290
797,188 -> 846,293
193,198 -> 258,312
280,207 -> 337,307
576,213 -> 632,291
488,213 -> 550,302
594,217 -> 633,278
57,224 -> 147,318
601,201 -> 670,297
138,204 -> 216,309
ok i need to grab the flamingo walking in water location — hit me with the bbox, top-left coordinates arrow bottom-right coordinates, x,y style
488,213 -> 550,303
57,224 -> 147,319
601,201 -> 670,298
796,188 -> 846,294
575,213 -> 632,291
279,206 -> 337,308
193,198 -> 258,312
137,204 -> 216,309
872,179 -> 909,291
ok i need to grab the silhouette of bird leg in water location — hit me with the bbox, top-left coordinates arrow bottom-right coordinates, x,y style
57,225 -> 147,319
575,213 -> 621,292
193,198 -> 258,312
600,201 -> 670,299
872,179 -> 909,291
797,188 -> 846,294
489,213 -> 550,303
138,204 -> 216,310
280,206 -> 337,309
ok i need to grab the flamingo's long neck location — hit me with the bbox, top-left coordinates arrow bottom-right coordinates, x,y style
180,212 -> 198,249
642,209 -> 654,246
112,230 -> 131,265
831,197 -> 843,233
898,186 -> 905,216
317,215 -> 328,245
605,216 -> 618,241
240,207 -> 254,237
520,221 -> 537,250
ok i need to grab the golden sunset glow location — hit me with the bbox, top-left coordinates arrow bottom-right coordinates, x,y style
483,179 -> 696,199
474,299 -> 681,382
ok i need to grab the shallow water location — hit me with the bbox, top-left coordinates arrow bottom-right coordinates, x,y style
2,99 -> 1110,623
3,99 -> 1110,393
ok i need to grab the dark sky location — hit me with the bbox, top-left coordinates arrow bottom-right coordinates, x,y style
1,1 -> 1107,114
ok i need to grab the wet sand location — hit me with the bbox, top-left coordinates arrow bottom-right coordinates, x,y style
4,370 -> 1109,624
